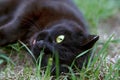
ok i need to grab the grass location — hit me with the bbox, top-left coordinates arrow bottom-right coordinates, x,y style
74,0 -> 118,33
0,0 -> 120,80
1,35 -> 118,80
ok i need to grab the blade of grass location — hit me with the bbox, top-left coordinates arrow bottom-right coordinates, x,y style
86,44 -> 97,69
8,43 -> 24,52
18,40 -> 36,62
54,52 -> 60,79
111,38 -> 120,43
71,49 -> 91,68
91,34 -> 114,67
0,59 -> 4,64
0,53 -> 15,65
36,50 -> 44,80
105,59 -> 120,80
44,57 -> 53,80
68,66 -> 77,80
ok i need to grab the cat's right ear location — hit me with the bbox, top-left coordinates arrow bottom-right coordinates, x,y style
81,35 -> 99,49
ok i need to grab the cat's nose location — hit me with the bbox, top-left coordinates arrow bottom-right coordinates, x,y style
36,40 -> 52,54
36,40 -> 45,48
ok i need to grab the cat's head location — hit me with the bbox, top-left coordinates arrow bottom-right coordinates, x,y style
30,20 -> 99,74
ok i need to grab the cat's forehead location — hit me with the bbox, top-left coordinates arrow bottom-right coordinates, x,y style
45,25 -> 72,37
38,21 -> 86,37
51,26 -> 70,32
40,26 -> 70,37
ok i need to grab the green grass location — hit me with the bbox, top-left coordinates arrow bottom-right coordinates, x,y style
1,35 -> 119,80
0,0 -> 120,80
74,0 -> 118,33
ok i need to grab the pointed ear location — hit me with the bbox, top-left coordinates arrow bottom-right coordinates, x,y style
82,35 -> 99,49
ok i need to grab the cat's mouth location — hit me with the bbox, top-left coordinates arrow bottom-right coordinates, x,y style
32,39 -> 55,62
32,39 -> 37,45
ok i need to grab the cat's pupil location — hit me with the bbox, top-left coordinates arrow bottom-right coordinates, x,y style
56,35 -> 65,43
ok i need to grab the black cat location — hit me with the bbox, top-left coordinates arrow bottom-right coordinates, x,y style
0,0 -> 99,75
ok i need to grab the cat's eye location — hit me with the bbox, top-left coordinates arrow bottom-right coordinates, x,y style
56,35 -> 65,43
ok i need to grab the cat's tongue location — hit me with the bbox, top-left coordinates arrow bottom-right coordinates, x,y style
33,39 -> 36,45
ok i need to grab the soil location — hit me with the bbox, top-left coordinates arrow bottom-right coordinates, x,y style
98,13 -> 120,37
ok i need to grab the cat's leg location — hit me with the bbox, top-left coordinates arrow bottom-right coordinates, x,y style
0,0 -> 36,46
0,5 -> 33,46
0,19 -> 27,46
0,0 -> 19,14
0,15 -> 13,27
0,0 -> 19,26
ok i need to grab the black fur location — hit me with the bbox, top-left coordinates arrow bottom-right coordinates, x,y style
0,0 -> 99,75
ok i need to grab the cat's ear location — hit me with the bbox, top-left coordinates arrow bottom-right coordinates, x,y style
81,35 -> 99,49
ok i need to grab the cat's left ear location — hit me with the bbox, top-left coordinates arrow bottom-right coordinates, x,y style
82,35 -> 99,49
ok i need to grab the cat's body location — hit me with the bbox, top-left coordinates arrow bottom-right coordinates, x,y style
0,0 -> 99,74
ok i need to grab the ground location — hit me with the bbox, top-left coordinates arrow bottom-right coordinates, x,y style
98,12 -> 120,63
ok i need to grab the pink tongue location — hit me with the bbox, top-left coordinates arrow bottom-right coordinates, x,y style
33,39 -> 36,45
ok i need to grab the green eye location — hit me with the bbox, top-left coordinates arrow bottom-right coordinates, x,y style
56,35 -> 65,43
